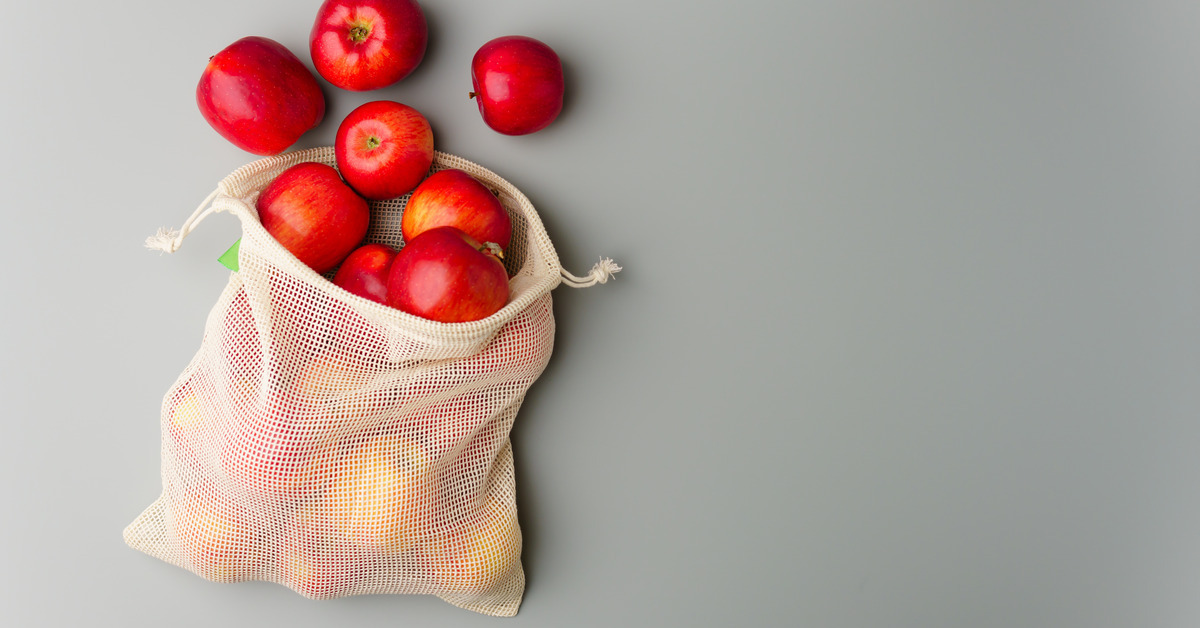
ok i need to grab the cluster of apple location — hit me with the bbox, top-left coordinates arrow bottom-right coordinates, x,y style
195,0 -> 566,323
166,286 -> 544,595
255,149 -> 514,323
169,381 -> 522,596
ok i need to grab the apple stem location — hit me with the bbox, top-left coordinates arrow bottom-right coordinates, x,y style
145,188 -> 223,255
481,242 -> 505,259
469,92 -> 477,100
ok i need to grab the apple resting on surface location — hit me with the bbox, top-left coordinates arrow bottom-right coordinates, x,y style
256,162 -> 370,274
197,36 -> 325,155
333,243 -> 398,304
401,169 -> 512,251
310,0 -> 428,91
470,36 -> 564,136
387,226 -> 509,323
336,100 -> 434,200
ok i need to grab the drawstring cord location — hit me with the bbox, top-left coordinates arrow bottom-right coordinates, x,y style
145,188 -> 221,254
146,187 -> 623,290
559,257 -> 622,288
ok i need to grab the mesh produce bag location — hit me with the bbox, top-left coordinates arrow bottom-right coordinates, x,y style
123,147 -> 619,616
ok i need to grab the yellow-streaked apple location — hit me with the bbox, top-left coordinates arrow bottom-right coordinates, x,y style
324,431 -> 434,553
278,503 -> 368,599
166,386 -> 204,455
309,0 -> 428,92
401,169 -> 511,252
256,162 -> 371,274
335,100 -> 434,200
426,496 -> 520,592
173,490 -> 262,582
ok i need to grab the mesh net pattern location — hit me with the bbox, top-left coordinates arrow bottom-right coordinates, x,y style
125,148 -> 562,616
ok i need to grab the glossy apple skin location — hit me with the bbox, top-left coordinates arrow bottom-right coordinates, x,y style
470,36 -> 564,136
336,100 -> 434,200
387,227 -> 509,323
256,162 -> 370,274
333,243 -> 398,304
402,169 -> 512,251
310,0 -> 427,91
197,36 -> 326,155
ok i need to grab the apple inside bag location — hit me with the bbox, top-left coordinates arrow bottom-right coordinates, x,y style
125,148 -> 618,617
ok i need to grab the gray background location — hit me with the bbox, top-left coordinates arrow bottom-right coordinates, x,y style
2,0 -> 1198,626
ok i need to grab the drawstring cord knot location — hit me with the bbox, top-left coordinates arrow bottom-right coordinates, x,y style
560,257 -> 622,288
145,188 -> 221,254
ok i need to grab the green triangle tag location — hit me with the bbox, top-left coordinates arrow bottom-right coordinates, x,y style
218,239 -> 240,272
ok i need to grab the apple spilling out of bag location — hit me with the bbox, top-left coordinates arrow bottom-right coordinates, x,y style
193,0 -> 568,323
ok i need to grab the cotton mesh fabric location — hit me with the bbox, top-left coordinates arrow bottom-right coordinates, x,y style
124,148 -> 564,616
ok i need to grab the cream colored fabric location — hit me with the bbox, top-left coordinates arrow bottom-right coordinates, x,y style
125,148 -> 604,616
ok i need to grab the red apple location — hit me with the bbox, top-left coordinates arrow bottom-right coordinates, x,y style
324,431 -> 435,553
460,308 -> 550,378
173,490 -> 262,582
256,162 -> 370,274
197,36 -> 326,155
424,493 -> 521,593
401,169 -> 512,251
291,352 -> 382,422
310,0 -> 428,91
335,100 -> 434,200
219,407 -> 340,503
333,243 -> 398,304
387,226 -> 509,323
470,36 -> 564,136
279,504 -> 367,598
